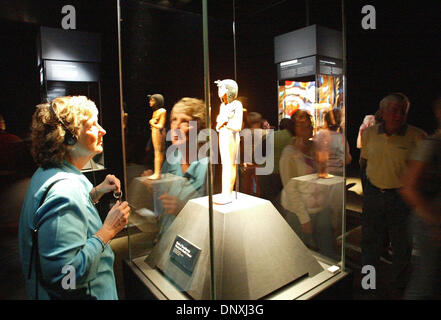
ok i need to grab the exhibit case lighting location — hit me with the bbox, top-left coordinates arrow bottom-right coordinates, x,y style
274,24 -> 344,132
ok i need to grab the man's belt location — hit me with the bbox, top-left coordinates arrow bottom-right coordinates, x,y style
368,180 -> 399,193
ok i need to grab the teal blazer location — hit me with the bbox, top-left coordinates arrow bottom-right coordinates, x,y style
18,161 -> 118,300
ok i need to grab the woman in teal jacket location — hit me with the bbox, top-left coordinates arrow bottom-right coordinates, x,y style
19,96 -> 130,300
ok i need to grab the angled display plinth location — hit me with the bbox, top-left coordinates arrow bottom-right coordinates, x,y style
145,192 -> 324,300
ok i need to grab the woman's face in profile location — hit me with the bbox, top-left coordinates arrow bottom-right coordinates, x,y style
294,112 -> 313,139
77,113 -> 106,155
170,111 -> 194,146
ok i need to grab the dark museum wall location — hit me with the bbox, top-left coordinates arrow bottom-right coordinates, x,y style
120,1 -> 236,164
345,0 -> 441,161
0,0 -> 123,204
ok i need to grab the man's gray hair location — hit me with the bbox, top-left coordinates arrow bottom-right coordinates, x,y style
379,92 -> 410,114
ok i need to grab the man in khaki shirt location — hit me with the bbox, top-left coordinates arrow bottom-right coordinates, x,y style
360,93 -> 426,291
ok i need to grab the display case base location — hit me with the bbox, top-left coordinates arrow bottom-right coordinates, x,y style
123,255 -> 352,300
145,193 -> 326,299
124,192 -> 351,300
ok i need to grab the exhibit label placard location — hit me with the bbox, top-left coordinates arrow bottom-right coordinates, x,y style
169,235 -> 201,275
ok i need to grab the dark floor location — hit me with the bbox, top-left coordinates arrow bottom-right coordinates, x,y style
343,212 -> 407,300
0,229 -> 27,299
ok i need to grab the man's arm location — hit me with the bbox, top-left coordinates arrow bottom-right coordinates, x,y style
359,127 -> 369,171
400,159 -> 440,225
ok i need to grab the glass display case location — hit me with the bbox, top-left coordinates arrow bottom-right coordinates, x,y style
120,0 -> 349,300
278,74 -> 343,133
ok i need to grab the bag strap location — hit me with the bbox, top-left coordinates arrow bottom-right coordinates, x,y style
28,178 -> 66,300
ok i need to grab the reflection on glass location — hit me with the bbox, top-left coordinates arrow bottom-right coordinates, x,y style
127,98 -> 208,244
278,80 -> 316,121
314,108 -> 351,178
279,109 -> 344,260
239,111 -> 265,197
121,0 -> 348,300
156,97 -> 208,236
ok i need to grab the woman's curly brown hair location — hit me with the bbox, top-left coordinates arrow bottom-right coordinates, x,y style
30,96 -> 97,168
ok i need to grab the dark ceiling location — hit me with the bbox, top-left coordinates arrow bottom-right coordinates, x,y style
0,0 -> 292,23
0,0 -> 42,24
0,0 -> 342,31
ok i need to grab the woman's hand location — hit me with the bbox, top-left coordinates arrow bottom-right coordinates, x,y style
301,221 -> 313,235
301,222 -> 317,250
90,175 -> 121,203
158,193 -> 182,216
100,174 -> 121,194
141,169 -> 153,177
95,201 -> 131,243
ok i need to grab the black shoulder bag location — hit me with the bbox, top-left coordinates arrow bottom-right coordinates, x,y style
27,179 -> 96,300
